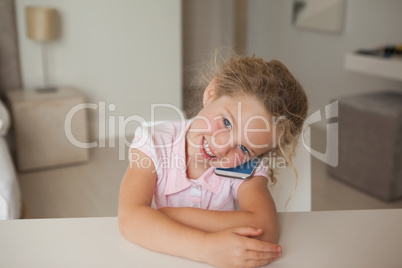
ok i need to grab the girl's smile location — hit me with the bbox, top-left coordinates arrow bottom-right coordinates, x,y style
201,137 -> 217,159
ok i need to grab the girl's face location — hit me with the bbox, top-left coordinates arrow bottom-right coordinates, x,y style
186,80 -> 275,170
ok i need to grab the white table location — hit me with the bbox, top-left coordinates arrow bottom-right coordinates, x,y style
0,209 -> 401,268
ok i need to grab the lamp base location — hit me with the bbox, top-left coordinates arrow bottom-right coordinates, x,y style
35,86 -> 58,93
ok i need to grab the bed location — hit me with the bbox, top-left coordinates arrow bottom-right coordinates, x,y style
0,98 -> 21,219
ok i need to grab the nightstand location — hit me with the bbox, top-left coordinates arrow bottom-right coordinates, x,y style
5,88 -> 89,171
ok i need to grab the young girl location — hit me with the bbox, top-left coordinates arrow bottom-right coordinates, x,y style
118,53 -> 308,267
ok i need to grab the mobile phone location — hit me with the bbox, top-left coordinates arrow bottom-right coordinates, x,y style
214,158 -> 260,179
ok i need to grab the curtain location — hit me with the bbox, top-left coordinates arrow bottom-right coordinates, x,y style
0,0 -> 22,98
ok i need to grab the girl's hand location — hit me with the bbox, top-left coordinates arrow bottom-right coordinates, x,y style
200,227 -> 282,268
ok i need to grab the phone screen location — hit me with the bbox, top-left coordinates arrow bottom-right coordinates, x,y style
214,158 -> 260,179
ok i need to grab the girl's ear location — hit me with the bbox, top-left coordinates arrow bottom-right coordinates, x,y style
203,78 -> 218,105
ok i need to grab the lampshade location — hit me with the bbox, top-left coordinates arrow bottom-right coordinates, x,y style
25,6 -> 60,41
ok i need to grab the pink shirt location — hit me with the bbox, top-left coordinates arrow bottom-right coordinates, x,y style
130,120 -> 269,211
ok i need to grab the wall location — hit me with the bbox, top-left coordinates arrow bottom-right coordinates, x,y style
182,0 -> 235,88
16,0 -> 182,139
247,0 -> 402,128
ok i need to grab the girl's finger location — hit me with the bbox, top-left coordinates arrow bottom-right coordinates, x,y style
244,237 -> 282,253
245,250 -> 281,261
231,226 -> 263,237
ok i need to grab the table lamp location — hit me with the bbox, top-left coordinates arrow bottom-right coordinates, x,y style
25,6 -> 60,92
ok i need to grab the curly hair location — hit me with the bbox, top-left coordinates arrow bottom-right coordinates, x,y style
188,50 -> 309,185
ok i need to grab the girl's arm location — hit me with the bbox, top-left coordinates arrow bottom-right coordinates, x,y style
118,149 -> 281,267
118,149 -> 204,261
159,176 -> 279,243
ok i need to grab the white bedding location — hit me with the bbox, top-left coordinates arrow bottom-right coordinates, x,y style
0,98 -> 21,219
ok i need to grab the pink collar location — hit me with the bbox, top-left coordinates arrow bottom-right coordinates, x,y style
163,119 -> 223,195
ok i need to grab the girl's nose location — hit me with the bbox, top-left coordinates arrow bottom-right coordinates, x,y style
211,130 -> 234,157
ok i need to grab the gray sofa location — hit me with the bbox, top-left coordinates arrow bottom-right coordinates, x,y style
327,91 -> 402,201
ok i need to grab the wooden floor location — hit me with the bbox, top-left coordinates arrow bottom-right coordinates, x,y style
18,126 -> 402,219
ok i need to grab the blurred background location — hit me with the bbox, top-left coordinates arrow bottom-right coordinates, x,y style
0,0 -> 401,219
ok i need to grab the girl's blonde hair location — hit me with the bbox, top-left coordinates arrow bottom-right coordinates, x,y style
188,50 -> 309,184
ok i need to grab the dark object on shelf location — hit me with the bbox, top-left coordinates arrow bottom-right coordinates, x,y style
355,49 -> 382,56
355,44 -> 402,58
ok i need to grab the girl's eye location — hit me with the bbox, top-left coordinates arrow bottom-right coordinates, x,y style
223,118 -> 232,130
239,145 -> 250,156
